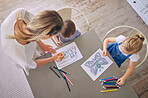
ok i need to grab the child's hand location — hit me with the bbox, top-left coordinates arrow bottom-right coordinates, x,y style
57,41 -> 62,46
116,77 -> 126,85
52,53 -> 64,61
102,49 -> 107,56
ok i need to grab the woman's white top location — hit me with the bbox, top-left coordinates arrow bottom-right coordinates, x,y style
1,8 -> 37,75
116,35 -> 139,62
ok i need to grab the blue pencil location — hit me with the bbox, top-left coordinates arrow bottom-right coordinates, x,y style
102,83 -> 117,85
60,69 -> 70,75
105,79 -> 118,82
100,76 -> 115,81
64,77 -> 71,92
49,67 -> 60,78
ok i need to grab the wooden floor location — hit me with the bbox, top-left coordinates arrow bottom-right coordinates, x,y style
0,0 -> 148,97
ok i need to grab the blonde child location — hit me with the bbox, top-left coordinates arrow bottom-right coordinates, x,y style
54,19 -> 81,46
102,34 -> 144,85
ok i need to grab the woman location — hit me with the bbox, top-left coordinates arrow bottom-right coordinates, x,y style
1,8 -> 64,75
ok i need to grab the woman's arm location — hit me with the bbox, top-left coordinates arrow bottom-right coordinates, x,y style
102,37 -> 116,56
34,52 -> 64,67
117,61 -> 135,85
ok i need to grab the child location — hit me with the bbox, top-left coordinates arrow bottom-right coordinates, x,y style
102,34 -> 145,85
54,19 -> 81,46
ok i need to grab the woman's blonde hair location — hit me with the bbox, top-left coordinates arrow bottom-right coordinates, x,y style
8,10 -> 63,41
122,33 -> 145,54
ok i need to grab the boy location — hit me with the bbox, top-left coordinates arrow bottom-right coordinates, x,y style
54,19 -> 81,46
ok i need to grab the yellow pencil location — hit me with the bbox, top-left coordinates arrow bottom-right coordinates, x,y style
101,89 -> 117,93
56,54 -> 62,61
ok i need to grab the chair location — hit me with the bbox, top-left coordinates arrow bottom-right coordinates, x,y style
101,25 -> 148,71
50,7 -> 90,46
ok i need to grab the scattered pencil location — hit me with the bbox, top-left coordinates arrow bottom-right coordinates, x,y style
101,89 -> 117,93
62,73 -> 73,85
49,67 -> 60,78
102,83 -> 117,85
100,76 -> 115,81
103,86 -> 120,89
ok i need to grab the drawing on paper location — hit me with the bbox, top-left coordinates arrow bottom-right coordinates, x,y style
52,42 -> 83,69
85,52 -> 108,75
81,49 -> 113,81
57,46 -> 78,66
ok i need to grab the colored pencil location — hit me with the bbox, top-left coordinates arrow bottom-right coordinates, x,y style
103,86 -> 120,89
49,67 -> 60,78
101,89 -> 117,93
64,77 -> 71,92
103,77 -> 117,81
60,69 -> 70,75
61,68 -> 70,74
100,76 -> 115,81
103,81 -> 116,84
104,79 -> 118,82
102,83 -> 117,85
56,54 -> 62,61
53,66 -> 69,75
62,73 -> 73,85
55,67 -> 65,79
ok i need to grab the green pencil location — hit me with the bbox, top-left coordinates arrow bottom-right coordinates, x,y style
55,67 -> 65,79
103,81 -> 116,84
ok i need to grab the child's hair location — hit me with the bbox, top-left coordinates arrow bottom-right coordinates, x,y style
60,19 -> 76,38
122,33 -> 145,54
8,10 -> 63,41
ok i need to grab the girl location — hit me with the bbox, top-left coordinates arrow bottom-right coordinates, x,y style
1,8 -> 64,75
102,34 -> 145,85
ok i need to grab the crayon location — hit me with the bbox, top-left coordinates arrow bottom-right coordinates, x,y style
49,67 -> 60,78
101,89 -> 117,93
102,83 -> 117,85
100,76 -> 115,81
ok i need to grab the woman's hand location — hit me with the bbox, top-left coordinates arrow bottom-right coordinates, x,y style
116,77 -> 126,85
41,44 -> 56,54
102,49 -> 107,56
52,53 -> 64,61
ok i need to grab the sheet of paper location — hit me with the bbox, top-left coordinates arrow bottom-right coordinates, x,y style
81,49 -> 113,81
52,42 -> 83,69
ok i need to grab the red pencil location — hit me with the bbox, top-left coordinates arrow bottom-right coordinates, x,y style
103,77 -> 117,81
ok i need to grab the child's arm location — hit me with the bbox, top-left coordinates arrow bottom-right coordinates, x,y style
117,61 -> 135,85
102,37 -> 116,56
37,40 -> 56,54
54,35 -> 62,46
34,52 -> 64,67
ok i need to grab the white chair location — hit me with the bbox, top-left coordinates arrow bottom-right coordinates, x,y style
102,25 -> 148,71
50,7 -> 90,46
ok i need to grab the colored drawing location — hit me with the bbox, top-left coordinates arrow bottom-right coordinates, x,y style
52,42 -> 83,69
81,49 -> 113,81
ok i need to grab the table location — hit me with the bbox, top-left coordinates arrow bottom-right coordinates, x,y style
27,30 -> 138,98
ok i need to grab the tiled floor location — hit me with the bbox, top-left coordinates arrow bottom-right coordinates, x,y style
0,0 -> 148,97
